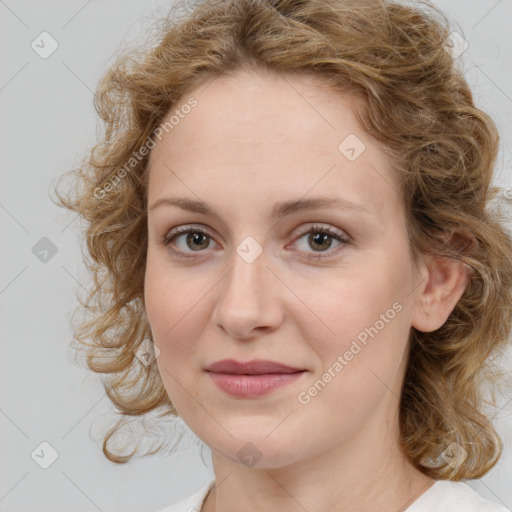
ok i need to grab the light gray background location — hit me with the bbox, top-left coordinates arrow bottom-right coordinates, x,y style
1,1 -> 511,511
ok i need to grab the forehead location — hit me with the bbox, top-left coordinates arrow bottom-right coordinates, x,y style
147,70 -> 402,222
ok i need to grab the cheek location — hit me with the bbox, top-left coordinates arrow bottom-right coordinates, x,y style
304,271 -> 404,343
299,260 -> 411,388
144,265 -> 208,414
294,280 -> 410,434
144,256 -> 205,366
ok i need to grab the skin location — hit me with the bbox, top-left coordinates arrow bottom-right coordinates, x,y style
144,68 -> 469,512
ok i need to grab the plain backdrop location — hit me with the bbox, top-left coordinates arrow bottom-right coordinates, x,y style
1,1 -> 511,511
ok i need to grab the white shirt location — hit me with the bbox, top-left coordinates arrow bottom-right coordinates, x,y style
157,479 -> 510,511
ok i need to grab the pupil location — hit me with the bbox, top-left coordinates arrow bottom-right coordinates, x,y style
184,231 -> 332,252
187,232 -> 208,250
310,232 -> 331,251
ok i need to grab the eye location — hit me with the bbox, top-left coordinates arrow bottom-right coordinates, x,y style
162,223 -> 350,259
291,224 -> 349,259
163,225 -> 217,257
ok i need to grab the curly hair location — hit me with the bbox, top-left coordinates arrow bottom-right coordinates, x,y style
52,0 -> 512,478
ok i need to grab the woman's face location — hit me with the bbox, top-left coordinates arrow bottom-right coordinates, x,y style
144,70 -> 426,469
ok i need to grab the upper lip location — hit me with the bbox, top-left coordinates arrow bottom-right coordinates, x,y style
205,359 -> 305,375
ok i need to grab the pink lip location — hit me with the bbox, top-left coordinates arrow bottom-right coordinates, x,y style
205,358 -> 304,374
205,359 -> 306,397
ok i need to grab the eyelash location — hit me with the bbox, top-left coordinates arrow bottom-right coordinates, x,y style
163,223 -> 350,260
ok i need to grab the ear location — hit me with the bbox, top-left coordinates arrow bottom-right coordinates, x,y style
411,253 -> 471,333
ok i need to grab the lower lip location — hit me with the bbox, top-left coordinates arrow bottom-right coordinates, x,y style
207,371 -> 306,397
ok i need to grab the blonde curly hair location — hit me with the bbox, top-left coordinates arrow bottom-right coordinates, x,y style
52,0 -> 512,479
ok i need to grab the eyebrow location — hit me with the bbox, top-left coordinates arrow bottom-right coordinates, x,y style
148,195 -> 372,221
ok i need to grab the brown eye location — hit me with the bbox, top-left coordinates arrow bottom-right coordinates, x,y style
293,224 -> 349,259
163,223 -> 349,260
164,226 -> 216,255
183,231 -> 210,251
308,231 -> 334,251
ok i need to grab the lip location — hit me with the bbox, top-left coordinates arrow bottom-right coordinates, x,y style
205,359 -> 306,398
205,358 -> 304,375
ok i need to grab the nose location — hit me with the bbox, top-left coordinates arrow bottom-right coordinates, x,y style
211,245 -> 284,340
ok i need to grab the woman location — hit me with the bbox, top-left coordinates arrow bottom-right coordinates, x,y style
53,0 -> 512,510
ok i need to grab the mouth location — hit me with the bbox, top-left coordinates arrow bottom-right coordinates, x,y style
204,358 -> 305,375
204,359 -> 307,397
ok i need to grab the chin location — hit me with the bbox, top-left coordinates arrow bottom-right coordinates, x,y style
204,432 -> 304,470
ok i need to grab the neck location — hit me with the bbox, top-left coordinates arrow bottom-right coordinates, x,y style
201,419 -> 435,512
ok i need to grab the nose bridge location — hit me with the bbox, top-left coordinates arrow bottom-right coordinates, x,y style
224,238 -> 269,308
212,236 -> 282,337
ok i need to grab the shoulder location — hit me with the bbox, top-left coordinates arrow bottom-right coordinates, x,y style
406,480 -> 510,512
155,480 -> 215,512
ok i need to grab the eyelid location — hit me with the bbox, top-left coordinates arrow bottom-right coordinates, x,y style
163,222 -> 350,259
163,224 -> 212,243
163,224 -> 219,251
288,223 -> 350,259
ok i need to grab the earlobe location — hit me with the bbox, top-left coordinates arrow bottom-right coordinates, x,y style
411,255 -> 471,333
